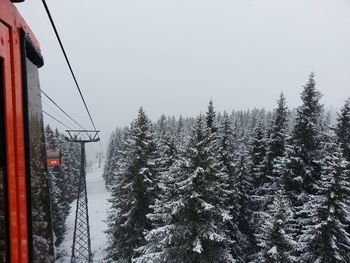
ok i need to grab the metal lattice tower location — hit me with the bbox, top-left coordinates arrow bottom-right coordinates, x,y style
66,130 -> 99,263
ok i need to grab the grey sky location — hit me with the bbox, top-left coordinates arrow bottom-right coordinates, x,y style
17,0 -> 350,150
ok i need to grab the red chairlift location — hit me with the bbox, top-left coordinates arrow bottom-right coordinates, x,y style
47,150 -> 63,167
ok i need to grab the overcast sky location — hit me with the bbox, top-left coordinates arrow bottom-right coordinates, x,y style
17,0 -> 350,150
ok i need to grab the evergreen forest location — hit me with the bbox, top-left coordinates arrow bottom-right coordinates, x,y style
102,73 -> 350,263
44,126 -> 81,259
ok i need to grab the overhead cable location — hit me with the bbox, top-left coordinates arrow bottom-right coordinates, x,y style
42,100 -> 77,129
43,110 -> 73,130
41,89 -> 87,130
41,0 -> 98,131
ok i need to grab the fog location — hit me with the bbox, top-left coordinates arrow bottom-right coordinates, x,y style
17,0 -> 350,150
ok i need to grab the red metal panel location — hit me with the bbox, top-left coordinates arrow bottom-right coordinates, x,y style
0,21 -> 23,263
11,22 -> 28,263
47,159 -> 61,167
0,0 -> 41,52
0,0 -> 41,262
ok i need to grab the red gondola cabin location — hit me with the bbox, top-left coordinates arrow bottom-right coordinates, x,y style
47,150 -> 62,167
0,0 -> 54,262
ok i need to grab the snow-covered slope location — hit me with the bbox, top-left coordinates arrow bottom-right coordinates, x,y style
57,163 -> 111,262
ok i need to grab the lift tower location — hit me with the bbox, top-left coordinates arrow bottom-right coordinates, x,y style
66,130 -> 100,263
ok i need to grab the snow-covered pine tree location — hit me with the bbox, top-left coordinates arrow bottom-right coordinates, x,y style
105,108 -> 158,262
258,190 -> 296,263
138,115 -> 233,262
335,98 -> 350,161
206,99 -> 218,134
254,94 -> 291,261
281,73 -> 324,258
216,113 -> 244,262
206,102 -> 241,261
177,114 -> 184,138
258,93 -> 290,209
44,126 -> 69,249
60,134 -> 81,203
133,129 -> 179,263
157,114 -> 167,136
248,122 -> 268,259
178,114 -> 233,262
250,122 -> 267,198
48,164 -> 69,249
103,131 -> 116,184
266,94 -> 289,182
285,73 -> 323,195
103,129 -> 127,188
299,137 -> 350,262
236,153 -> 255,262
45,125 -> 58,149
157,128 -> 178,174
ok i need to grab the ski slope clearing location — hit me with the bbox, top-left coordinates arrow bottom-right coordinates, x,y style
57,164 -> 111,262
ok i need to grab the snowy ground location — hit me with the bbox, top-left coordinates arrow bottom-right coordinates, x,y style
57,163 -> 111,262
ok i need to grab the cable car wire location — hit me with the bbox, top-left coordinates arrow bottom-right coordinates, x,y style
42,100 -> 77,130
41,0 -> 98,131
41,0 -> 103,153
41,89 -> 87,130
43,110 -> 73,130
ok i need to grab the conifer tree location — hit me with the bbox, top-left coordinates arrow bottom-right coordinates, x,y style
106,108 -> 158,262
158,114 -> 167,136
101,88 -> 350,263
103,129 -> 127,188
216,113 -> 244,262
178,115 -> 184,134
60,135 -> 81,203
250,122 -> 267,192
258,190 -> 296,263
137,115 -> 233,262
236,153 -> 255,262
48,166 -> 68,248
285,73 -> 323,195
282,73 -> 323,200
248,122 -> 268,258
266,94 -> 289,176
206,99 -> 218,134
259,93 -> 289,209
281,73 -> 324,258
254,94 -> 290,260
44,125 -> 71,249
335,98 -> 350,161
133,132 -> 179,263
103,131 -> 116,184
300,138 -> 350,262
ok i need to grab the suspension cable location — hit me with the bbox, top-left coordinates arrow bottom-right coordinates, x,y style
41,89 -> 87,130
43,110 -> 73,130
42,100 -> 77,129
41,0 -> 98,131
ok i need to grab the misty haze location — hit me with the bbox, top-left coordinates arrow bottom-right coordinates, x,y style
0,0 -> 349,262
